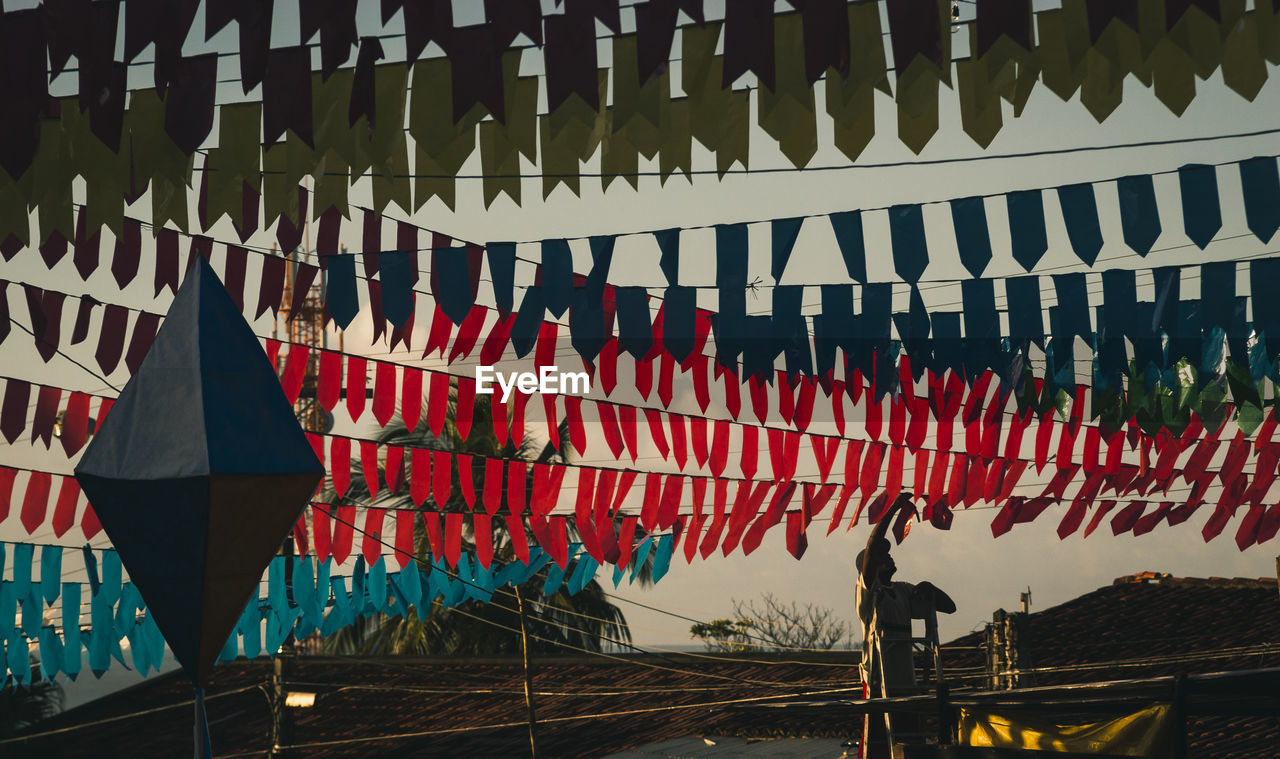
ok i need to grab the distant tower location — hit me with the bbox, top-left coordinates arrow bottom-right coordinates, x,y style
273,209 -> 338,435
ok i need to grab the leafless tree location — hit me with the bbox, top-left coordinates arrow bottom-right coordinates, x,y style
691,593 -> 850,652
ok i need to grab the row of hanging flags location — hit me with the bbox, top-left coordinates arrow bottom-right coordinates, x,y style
8,156 -> 1280,428
21,152 -> 1279,297
0,541 -> 670,687
0,0 -> 1277,245
8,336 -> 1280,556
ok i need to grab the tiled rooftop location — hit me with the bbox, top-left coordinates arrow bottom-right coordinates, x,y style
9,574 -> 1279,758
6,653 -> 864,758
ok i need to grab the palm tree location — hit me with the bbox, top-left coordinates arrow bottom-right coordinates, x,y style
321,382 -> 647,656
0,657 -> 64,740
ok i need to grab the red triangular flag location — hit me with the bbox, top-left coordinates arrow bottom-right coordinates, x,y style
331,437 -> 352,498
431,449 -> 452,507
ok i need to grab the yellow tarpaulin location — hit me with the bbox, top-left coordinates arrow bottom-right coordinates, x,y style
958,703 -> 1173,756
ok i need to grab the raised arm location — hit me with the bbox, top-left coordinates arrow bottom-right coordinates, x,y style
857,494 -> 915,623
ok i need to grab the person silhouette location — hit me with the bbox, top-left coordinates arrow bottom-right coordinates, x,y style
855,494 -> 956,757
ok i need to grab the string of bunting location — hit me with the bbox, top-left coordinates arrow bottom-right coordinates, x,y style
0,542 -> 666,687
2,1 -> 1278,246
6,338 -> 1280,564
11,226 -> 1280,440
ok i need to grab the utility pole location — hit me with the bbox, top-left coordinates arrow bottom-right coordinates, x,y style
515,586 -> 539,759
268,653 -> 293,758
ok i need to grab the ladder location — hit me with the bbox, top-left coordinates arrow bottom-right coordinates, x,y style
860,596 -> 947,759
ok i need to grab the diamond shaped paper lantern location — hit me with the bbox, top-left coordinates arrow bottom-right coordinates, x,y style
75,256 -> 323,685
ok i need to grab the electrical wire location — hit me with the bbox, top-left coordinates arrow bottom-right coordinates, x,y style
323,506 -> 847,684
0,684 -> 263,745
260,684 -> 866,754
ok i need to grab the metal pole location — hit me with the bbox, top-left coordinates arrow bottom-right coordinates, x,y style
268,535 -> 296,758
514,586 -> 539,759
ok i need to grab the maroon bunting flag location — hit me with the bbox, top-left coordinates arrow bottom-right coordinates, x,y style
155,229 -> 180,296
31,385 -> 61,449
263,46 -> 314,146
785,509 -> 808,559
0,467 -> 15,524
285,261 -> 319,324
256,254 -> 286,320
24,286 -> 65,363
222,246 -> 249,312
372,361 -> 396,427
80,502 -> 103,540
543,1 -> 598,111
723,0 -> 775,89
60,391 -> 90,457
20,471 -> 52,534
123,312 -> 161,373
1,380 -> 30,445
51,476 -> 80,538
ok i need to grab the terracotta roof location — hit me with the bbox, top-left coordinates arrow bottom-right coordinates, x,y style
5,653 -> 864,758
941,573 -> 1280,758
10,574 -> 1280,758
943,573 -> 1280,685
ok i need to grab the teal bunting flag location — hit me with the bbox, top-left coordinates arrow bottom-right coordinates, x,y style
771,217 -> 804,283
